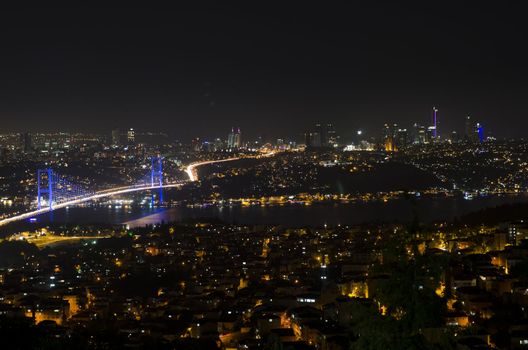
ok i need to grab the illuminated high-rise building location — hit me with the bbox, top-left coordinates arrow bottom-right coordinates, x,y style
316,123 -> 328,147
326,123 -> 339,147
476,123 -> 484,143
191,137 -> 201,152
431,106 -> 438,139
304,131 -> 321,148
426,126 -> 436,143
464,116 -> 485,143
112,128 -> 121,145
382,123 -> 402,147
21,132 -> 33,153
381,123 -> 390,144
411,123 -> 427,144
227,128 -> 235,148
384,136 -> 396,152
127,128 -> 135,144
396,128 -> 408,148
450,131 -> 459,143
227,127 -> 241,149
214,138 -> 224,150
305,122 -> 337,148
234,129 -> 241,148
464,115 -> 472,140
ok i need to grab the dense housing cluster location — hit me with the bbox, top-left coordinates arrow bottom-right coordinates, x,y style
1,219 -> 528,349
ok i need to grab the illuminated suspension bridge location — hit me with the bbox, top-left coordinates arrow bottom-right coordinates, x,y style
0,152 -> 274,227
35,156 -> 167,211
0,156 -> 184,227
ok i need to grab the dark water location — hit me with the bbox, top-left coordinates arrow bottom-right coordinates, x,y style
30,194 -> 528,227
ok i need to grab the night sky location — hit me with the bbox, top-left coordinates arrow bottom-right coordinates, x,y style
1,3 -> 527,141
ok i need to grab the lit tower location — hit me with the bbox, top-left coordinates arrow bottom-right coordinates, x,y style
234,127 -> 241,148
37,168 -> 54,210
150,156 -> 164,205
465,115 -> 472,140
227,127 -> 242,149
432,106 -> 438,139
127,128 -> 135,144
476,123 -> 484,143
227,128 -> 235,148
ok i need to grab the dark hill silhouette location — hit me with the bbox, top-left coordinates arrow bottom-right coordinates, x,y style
455,202 -> 528,226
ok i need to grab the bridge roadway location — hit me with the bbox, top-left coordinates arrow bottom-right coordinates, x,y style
0,154 -> 259,227
0,182 -> 187,227
0,152 -> 277,227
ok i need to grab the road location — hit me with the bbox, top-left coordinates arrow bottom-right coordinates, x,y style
25,235 -> 109,248
184,151 -> 276,181
185,156 -> 241,181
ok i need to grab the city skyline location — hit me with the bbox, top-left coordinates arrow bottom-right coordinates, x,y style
1,109 -> 492,145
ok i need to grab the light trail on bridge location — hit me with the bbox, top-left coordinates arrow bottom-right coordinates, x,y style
0,182 -> 185,227
0,152 -> 278,227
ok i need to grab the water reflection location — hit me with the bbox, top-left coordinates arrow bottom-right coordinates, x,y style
32,194 -> 528,228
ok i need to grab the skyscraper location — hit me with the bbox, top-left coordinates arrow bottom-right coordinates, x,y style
112,128 -> 121,146
214,138 -> 224,151
476,123 -> 484,143
304,131 -> 320,148
396,128 -> 408,148
426,126 -> 436,143
227,127 -> 241,149
191,137 -> 201,152
431,106 -> 438,139
305,122 -> 337,148
326,123 -> 338,147
21,132 -> 33,153
464,115 -> 472,140
412,123 -> 427,144
384,136 -> 396,152
315,123 -> 327,147
381,123 -> 391,144
127,128 -> 135,144
381,123 -> 401,146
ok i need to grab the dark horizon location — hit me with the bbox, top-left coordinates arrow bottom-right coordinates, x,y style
1,3 -> 527,140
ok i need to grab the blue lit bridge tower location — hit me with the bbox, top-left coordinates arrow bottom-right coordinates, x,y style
150,156 -> 164,205
37,168 -> 53,210
36,168 -> 92,210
